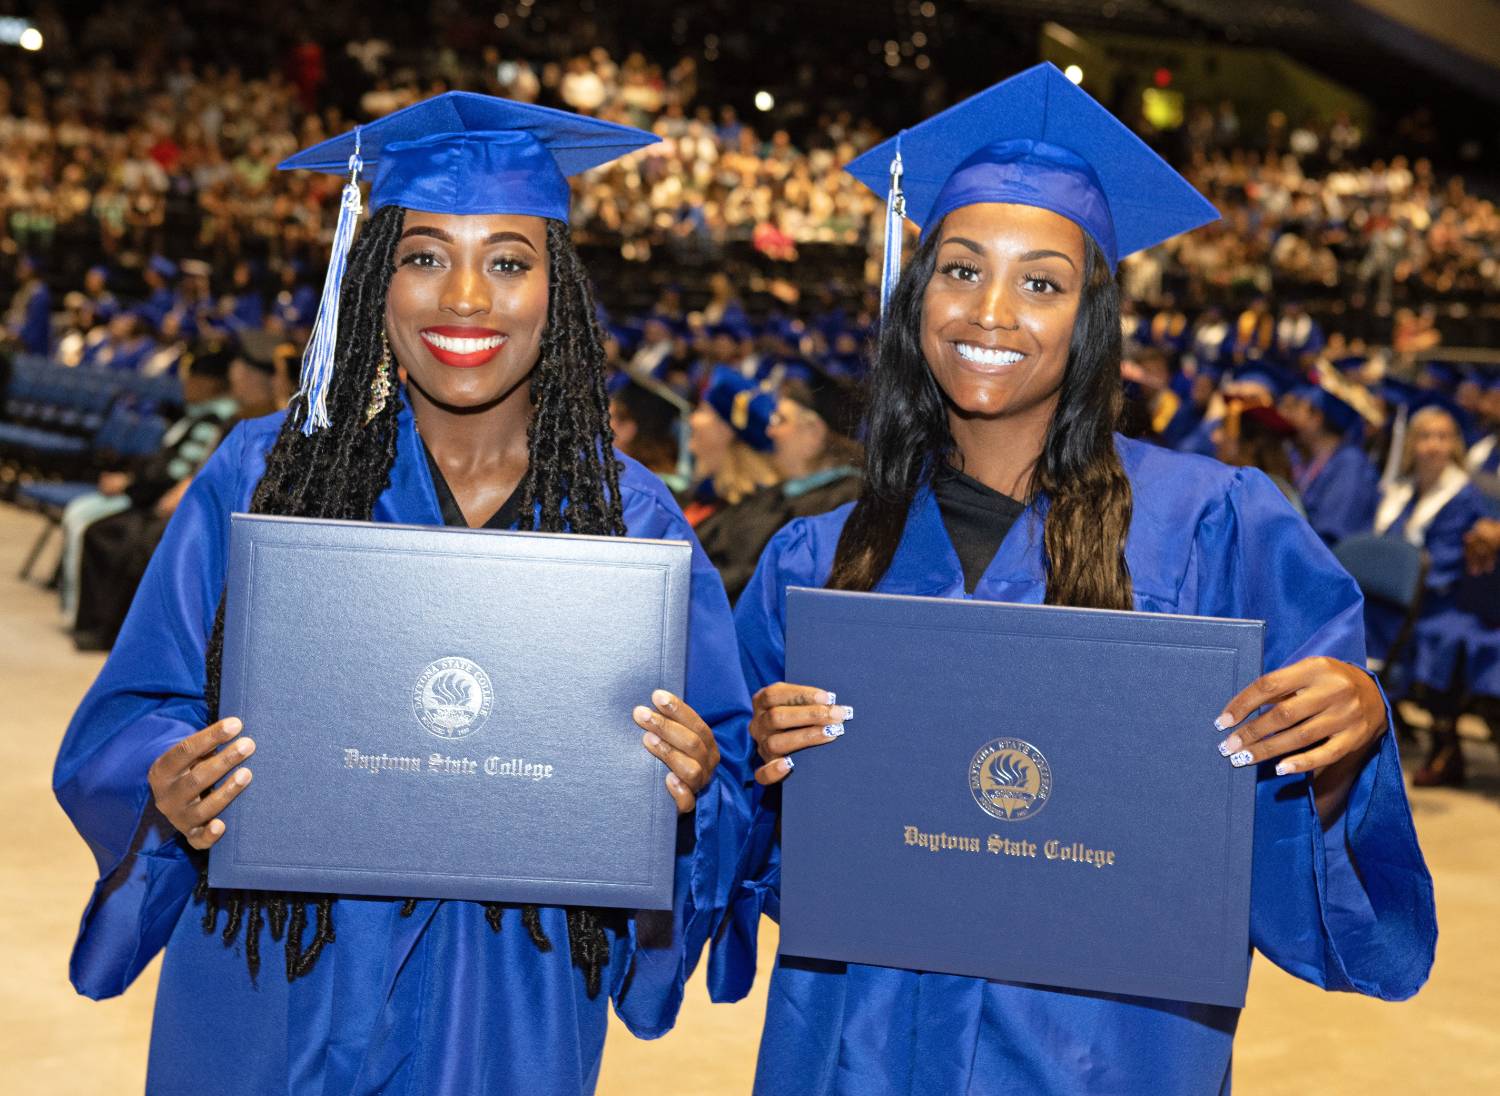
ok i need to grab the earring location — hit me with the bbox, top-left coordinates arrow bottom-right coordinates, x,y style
365,331 -> 393,424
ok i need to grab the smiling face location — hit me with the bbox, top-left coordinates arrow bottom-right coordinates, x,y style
385,211 -> 550,410
920,203 -> 1088,421
1408,407 -> 1462,483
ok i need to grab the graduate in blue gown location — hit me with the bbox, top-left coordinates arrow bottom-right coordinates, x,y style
718,63 -> 1435,1096
1373,404 -> 1500,786
54,93 -> 753,1096
1285,384 -> 1380,546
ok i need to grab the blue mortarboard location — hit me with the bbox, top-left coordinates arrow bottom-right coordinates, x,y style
704,366 -> 775,452
279,91 -> 657,221
1420,361 -> 1464,389
845,63 -> 1219,314
277,92 -> 657,434
1230,363 -> 1297,400
148,255 -> 178,281
1293,384 -> 1363,437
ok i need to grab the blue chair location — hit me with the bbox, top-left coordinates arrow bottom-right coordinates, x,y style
13,404 -> 168,582
1333,532 -> 1429,693
15,479 -> 100,581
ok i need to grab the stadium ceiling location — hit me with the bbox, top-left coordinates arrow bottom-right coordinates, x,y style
961,0 -> 1500,102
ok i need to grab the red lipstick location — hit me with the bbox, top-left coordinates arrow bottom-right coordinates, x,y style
419,325 -> 509,368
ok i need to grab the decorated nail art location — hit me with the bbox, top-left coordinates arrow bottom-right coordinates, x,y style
1229,750 -> 1253,767
823,724 -> 845,739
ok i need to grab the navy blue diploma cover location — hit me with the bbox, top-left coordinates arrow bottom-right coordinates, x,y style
208,514 -> 690,909
781,588 -> 1263,1007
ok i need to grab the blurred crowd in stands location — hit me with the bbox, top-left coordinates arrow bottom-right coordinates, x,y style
1,1 -> 1498,787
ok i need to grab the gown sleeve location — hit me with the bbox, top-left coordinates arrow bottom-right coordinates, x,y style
1196,466 -> 1436,1000
52,425 -> 251,1000
707,518 -> 823,1002
609,489 -> 756,1035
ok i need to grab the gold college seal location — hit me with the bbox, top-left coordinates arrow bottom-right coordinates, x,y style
413,657 -> 494,740
969,738 -> 1052,822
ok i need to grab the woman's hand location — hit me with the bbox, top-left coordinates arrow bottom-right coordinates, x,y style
1464,518 -> 1500,576
1213,657 -> 1386,816
634,690 -> 721,813
147,717 -> 255,850
748,682 -> 853,786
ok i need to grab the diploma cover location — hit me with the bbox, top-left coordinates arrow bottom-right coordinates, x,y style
208,514 -> 689,909
781,588 -> 1263,1006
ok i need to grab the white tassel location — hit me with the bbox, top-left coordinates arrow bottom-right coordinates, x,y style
879,135 -> 906,321
297,133 -> 364,435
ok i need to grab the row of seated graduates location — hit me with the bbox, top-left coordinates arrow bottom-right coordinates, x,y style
1120,305 -> 1500,789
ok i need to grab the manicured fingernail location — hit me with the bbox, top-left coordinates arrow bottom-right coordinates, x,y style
782,757 -> 795,773
644,732 -> 661,749
633,705 -> 653,724
1213,713 -> 1233,732
235,769 -> 251,785
823,724 -> 844,738
652,689 -> 677,711
236,738 -> 254,756
209,819 -> 224,834
1275,761 -> 1294,776
1230,750 -> 1253,767
820,691 -> 836,705
838,705 -> 854,721
220,720 -> 239,736
1217,735 -> 1240,757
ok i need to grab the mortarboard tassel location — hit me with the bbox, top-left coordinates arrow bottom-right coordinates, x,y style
297,130 -> 364,435
878,134 -> 906,321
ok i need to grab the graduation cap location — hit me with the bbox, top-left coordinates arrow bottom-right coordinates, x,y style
278,92 -> 658,433
703,366 -> 776,452
1228,363 -> 1299,400
1380,381 -> 1476,442
1292,384 -> 1364,437
148,255 -> 178,281
782,363 -> 867,440
844,63 -> 1219,315
1419,361 -> 1464,390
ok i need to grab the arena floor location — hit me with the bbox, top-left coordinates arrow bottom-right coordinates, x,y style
2,501 -> 1496,1095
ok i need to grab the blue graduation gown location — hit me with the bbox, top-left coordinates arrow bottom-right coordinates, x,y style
1366,482 -> 1494,665
725,437 -> 1434,1096
1407,483 -> 1500,696
53,401 -> 753,1095
1296,443 -> 1379,546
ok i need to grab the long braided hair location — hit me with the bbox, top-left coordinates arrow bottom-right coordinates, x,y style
196,206 -> 625,995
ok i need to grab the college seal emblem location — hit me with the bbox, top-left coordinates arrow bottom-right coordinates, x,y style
412,657 -> 494,739
969,738 -> 1052,821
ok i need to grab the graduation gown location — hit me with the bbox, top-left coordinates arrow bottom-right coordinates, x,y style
1295,442 -> 1379,546
1366,471 -> 1495,676
696,468 -> 862,606
724,436 -> 1435,1096
53,401 -> 754,1095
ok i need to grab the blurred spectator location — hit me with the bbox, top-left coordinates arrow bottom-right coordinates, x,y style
66,346 -> 241,645
697,367 -> 865,603
609,378 -> 690,492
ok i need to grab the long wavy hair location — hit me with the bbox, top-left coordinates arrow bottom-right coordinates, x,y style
197,206 -> 624,995
827,222 -> 1134,609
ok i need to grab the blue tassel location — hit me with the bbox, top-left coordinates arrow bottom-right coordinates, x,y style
297,131 -> 364,435
878,133 -> 906,321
